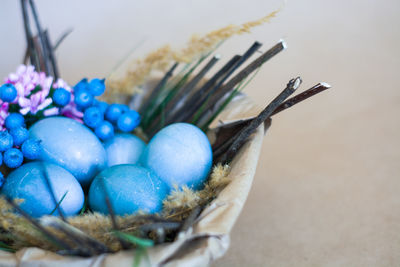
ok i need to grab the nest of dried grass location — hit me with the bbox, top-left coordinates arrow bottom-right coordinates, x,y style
0,164 -> 230,253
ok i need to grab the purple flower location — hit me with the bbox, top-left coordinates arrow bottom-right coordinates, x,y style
2,65 -> 84,126
0,103 -> 9,131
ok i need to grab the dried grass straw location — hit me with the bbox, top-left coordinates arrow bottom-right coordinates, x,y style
104,10 -> 280,99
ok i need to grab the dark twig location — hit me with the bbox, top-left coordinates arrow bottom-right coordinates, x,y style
212,118 -> 272,158
4,196 -> 73,251
32,36 -> 46,71
40,217 -> 110,255
218,77 -> 302,163
44,30 -> 59,79
165,55 -> 220,117
139,222 -> 181,233
53,28 -> 73,50
193,40 -> 286,123
179,206 -> 202,233
20,0 -> 40,70
149,55 -> 220,132
29,0 -> 51,75
166,55 -> 241,124
271,82 -> 331,116
102,184 -> 130,250
139,63 -> 179,114
180,41 -> 263,124
142,57 -> 206,133
212,82 -> 329,156
40,162 -> 66,221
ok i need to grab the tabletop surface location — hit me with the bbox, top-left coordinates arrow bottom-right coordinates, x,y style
1,0 -> 399,266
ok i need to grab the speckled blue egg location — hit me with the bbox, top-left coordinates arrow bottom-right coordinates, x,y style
104,133 -> 146,167
141,123 -> 212,190
88,165 -> 168,215
1,162 -> 84,218
29,117 -> 107,187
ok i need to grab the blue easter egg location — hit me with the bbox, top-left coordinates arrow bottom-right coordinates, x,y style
104,133 -> 146,167
141,123 -> 212,190
1,162 -> 84,218
88,164 -> 168,215
29,117 -> 107,187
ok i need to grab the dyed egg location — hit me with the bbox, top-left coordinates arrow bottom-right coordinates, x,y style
104,133 -> 146,167
141,123 -> 212,190
1,162 -> 84,218
88,165 -> 168,215
29,117 -> 107,187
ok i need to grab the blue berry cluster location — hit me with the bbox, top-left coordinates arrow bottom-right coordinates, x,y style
72,78 -> 141,141
0,113 -> 41,172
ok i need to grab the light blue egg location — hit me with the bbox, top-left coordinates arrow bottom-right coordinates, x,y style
141,123 -> 212,190
104,133 -> 146,167
29,117 -> 107,187
1,162 -> 84,218
88,164 -> 168,215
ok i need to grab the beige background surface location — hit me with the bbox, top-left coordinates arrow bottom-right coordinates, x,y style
1,0 -> 399,266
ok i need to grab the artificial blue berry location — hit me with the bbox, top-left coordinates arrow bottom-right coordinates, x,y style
95,121 -> 114,141
83,106 -> 103,128
21,138 -> 41,160
53,88 -> 71,107
5,113 -> 25,130
0,131 -> 13,152
0,84 -> 17,102
88,78 -> 106,96
0,172 -> 4,188
118,104 -> 129,113
10,127 -> 29,146
74,89 -> 94,110
105,104 -> 124,123
0,152 -> 3,166
74,78 -> 88,92
93,100 -> 108,114
117,110 -> 141,132
4,148 -> 23,168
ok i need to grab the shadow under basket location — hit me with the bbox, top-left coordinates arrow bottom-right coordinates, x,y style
0,94 -> 268,267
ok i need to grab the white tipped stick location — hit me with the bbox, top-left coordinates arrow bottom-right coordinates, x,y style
279,39 -> 287,50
